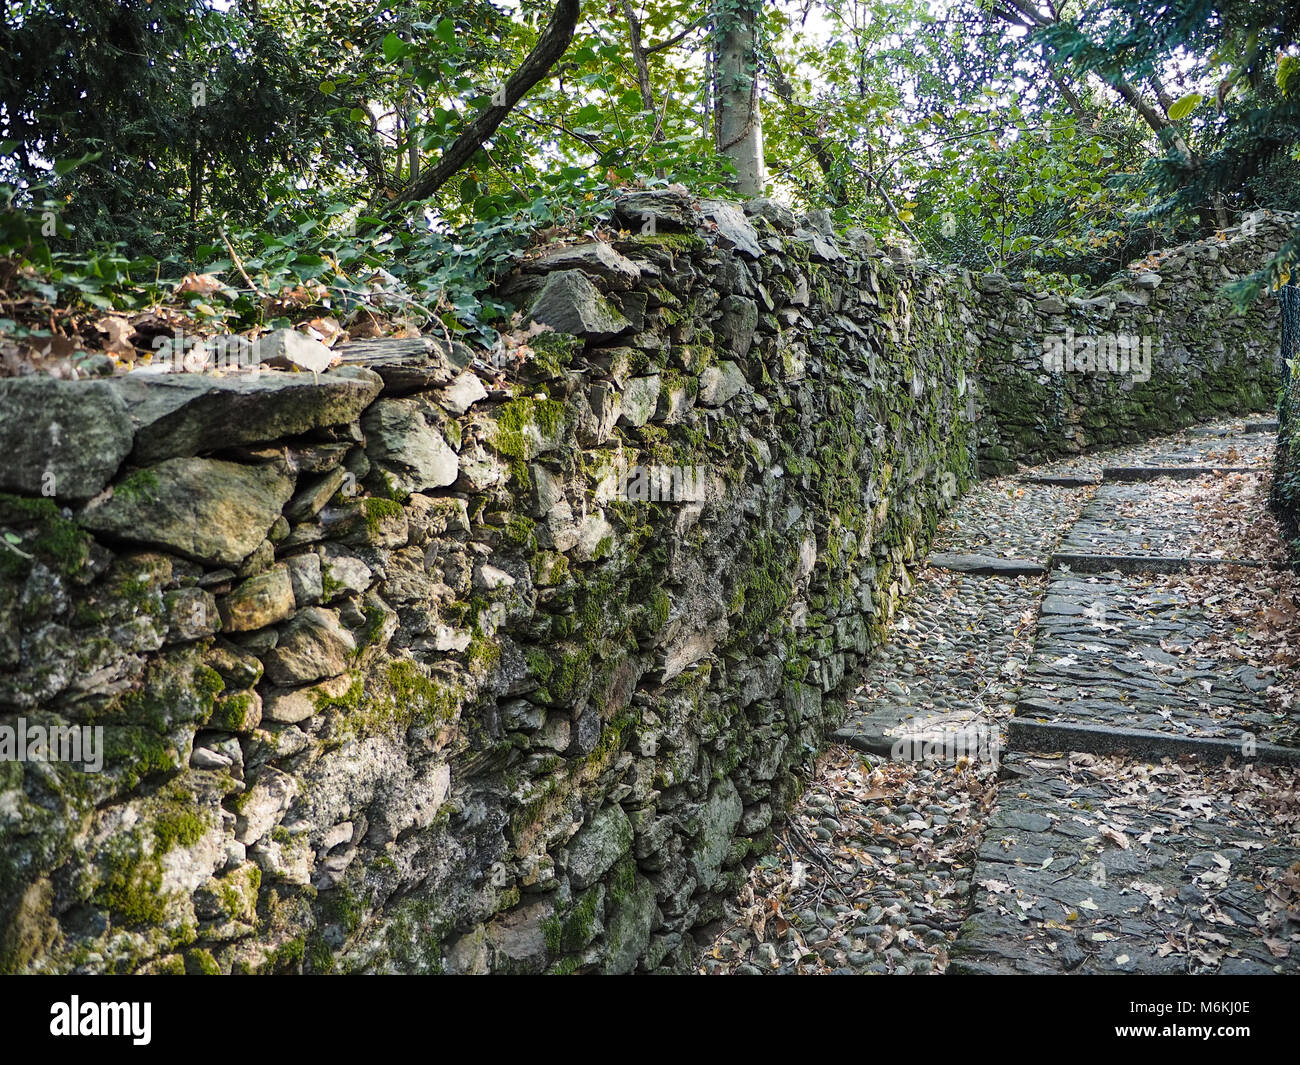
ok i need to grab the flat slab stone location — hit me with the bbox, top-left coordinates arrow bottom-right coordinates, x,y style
1103,465 -> 1262,481
610,189 -> 696,232
109,369 -> 382,463
950,753 -> 1300,975
527,241 -> 642,289
698,199 -> 763,258
333,337 -> 472,394
1026,421 -> 1274,482
926,552 -> 1046,576
1014,571 -> 1297,747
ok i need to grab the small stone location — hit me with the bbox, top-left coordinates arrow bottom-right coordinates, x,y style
235,767 -> 297,845
699,200 -> 762,257
164,587 -> 220,642
263,607 -> 355,685
284,552 -> 323,606
190,745 -> 233,770
473,564 -> 515,591
262,672 -> 356,725
618,375 -> 661,428
530,464 -> 565,518
258,328 -> 336,373
569,806 -> 634,890
697,361 -> 748,407
219,565 -> 295,632
574,512 -> 614,562
436,370 -> 488,416
205,641 -> 263,688
320,545 -> 372,600
716,296 -> 758,356
285,467 -> 348,523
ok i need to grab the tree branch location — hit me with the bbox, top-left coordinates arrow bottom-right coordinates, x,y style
763,47 -> 846,204
643,16 -> 705,55
392,0 -> 581,206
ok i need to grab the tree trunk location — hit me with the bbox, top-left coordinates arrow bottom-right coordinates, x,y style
713,0 -> 765,197
622,0 -> 666,177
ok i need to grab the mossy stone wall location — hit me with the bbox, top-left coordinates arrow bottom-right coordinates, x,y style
0,193 -> 1286,974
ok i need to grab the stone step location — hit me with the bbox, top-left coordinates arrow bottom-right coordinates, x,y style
949,753 -> 1300,976
1186,421 -> 1277,436
1017,474 -> 1099,487
1101,465 -> 1263,481
925,552 -> 1047,576
831,723 -> 1001,764
1049,552 -> 1281,574
1007,717 -> 1300,767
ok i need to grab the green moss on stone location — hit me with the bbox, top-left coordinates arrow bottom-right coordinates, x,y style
363,497 -> 404,535
96,836 -> 167,927
111,468 -> 161,505
154,809 -> 207,852
505,513 -> 537,550
493,398 -> 567,462
0,493 -> 92,577
335,659 -> 463,739
628,232 -> 705,253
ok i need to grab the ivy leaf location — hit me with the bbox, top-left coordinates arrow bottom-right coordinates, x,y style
1167,92 -> 1203,121
382,32 -> 409,63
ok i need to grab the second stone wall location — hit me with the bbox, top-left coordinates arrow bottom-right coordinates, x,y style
969,211 -> 1289,473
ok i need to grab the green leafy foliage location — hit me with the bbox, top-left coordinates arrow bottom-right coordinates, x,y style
0,0 -> 1296,341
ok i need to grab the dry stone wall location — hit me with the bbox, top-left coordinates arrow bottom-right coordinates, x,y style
0,192 -> 1285,974
970,211 -> 1290,474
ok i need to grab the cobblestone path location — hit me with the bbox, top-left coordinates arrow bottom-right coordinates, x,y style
704,418 -> 1300,975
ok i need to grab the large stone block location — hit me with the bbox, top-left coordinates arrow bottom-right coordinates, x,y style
79,457 -> 294,565
528,270 -> 631,340
0,377 -> 134,501
361,398 -> 459,495
108,369 -> 382,463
